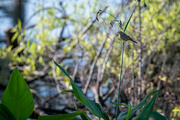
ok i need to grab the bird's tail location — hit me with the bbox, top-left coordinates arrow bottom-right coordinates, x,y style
130,39 -> 137,43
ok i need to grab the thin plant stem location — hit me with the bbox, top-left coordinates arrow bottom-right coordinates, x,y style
115,3 -> 136,119
116,42 -> 125,120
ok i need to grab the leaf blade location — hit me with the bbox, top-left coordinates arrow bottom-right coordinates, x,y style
54,61 -> 109,120
134,92 -> 158,120
1,68 -> 34,120
38,111 -> 83,120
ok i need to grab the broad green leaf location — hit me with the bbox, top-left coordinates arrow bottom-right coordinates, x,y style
38,111 -> 83,120
0,104 -> 16,120
150,111 -> 167,120
117,90 -> 158,120
134,92 -> 158,120
54,61 -> 109,120
1,68 -> 34,120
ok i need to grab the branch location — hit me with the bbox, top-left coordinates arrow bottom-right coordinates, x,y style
83,30 -> 110,94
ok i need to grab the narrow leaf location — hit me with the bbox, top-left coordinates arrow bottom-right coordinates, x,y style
60,90 -> 74,94
38,111 -> 83,120
73,102 -> 91,120
54,61 -> 109,120
17,19 -> 22,30
125,103 -> 132,120
11,32 -> 19,42
150,111 -> 167,120
110,101 -> 129,107
117,90 -> 158,120
134,92 -> 158,120
124,4 -> 136,32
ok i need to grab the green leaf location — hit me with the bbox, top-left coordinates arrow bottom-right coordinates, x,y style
71,118 -> 82,120
17,19 -> 22,31
117,90 -> 158,120
73,102 -> 91,120
1,68 -> 34,120
60,90 -> 74,94
0,104 -> 16,120
134,92 -> 158,120
110,101 -> 129,107
125,102 -> 132,120
38,111 -> 83,120
124,4 -> 136,32
150,111 -> 167,120
54,61 -> 109,120
10,28 -> 17,33
11,32 -> 19,42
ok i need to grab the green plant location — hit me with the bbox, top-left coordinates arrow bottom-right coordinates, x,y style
0,62 -> 167,120
53,61 -> 167,120
0,68 -> 34,120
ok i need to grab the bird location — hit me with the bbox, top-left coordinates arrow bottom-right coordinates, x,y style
118,31 -> 137,43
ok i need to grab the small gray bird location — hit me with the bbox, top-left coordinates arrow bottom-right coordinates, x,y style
118,31 -> 137,43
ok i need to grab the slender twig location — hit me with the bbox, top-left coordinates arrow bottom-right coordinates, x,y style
80,6 -> 108,37
23,7 -> 62,29
84,31 -> 110,94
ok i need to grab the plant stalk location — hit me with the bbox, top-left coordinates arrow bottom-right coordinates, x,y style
116,42 -> 125,120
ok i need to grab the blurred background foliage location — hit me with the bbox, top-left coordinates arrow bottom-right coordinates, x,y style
0,0 -> 179,119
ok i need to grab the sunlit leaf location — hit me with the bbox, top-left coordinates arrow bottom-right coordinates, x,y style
11,32 -> 19,42
17,19 -> 22,31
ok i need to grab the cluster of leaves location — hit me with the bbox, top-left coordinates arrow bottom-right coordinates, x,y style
0,62 -> 166,120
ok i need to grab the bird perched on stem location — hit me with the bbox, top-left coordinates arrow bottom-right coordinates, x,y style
118,31 -> 137,43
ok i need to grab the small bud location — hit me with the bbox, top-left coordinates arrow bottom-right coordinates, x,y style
110,21 -> 114,27
144,3 -> 147,9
